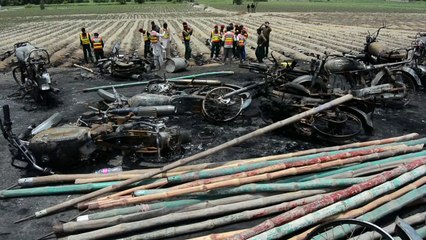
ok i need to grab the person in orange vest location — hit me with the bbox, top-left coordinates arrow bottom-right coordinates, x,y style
222,26 -> 235,65
139,28 -> 151,59
91,32 -> 104,62
80,28 -> 93,64
237,30 -> 247,63
182,22 -> 193,60
210,25 -> 221,60
161,23 -> 172,59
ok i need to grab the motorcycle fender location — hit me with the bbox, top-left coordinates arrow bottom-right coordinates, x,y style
402,66 -> 422,87
292,75 -> 313,85
340,105 -> 374,134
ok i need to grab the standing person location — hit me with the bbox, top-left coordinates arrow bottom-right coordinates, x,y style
80,28 -> 93,64
262,21 -> 272,58
255,27 -> 266,63
150,28 -> 164,69
91,32 -> 104,62
222,26 -> 235,65
233,24 -> 240,59
182,22 -> 193,60
237,30 -> 246,63
251,3 -> 256,13
210,25 -> 221,60
139,28 -> 151,59
247,4 -> 250,13
151,21 -> 160,33
161,23 -> 172,59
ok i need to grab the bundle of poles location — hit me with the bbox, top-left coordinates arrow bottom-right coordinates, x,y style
2,95 -> 426,239
2,132 -> 426,240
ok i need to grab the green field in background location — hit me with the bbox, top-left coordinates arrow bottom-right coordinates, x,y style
200,0 -> 426,13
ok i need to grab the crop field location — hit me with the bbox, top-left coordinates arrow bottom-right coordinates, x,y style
2,2 -> 426,71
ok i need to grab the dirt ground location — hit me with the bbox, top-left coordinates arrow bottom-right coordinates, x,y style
0,60 -> 425,239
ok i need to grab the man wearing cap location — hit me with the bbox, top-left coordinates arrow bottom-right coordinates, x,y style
182,22 -> 193,60
210,25 -> 221,60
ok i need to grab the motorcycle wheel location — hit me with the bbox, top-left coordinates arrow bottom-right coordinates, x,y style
12,67 -> 24,87
312,108 -> 363,142
202,86 -> 244,122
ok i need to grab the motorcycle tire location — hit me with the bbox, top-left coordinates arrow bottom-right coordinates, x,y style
12,66 -> 24,87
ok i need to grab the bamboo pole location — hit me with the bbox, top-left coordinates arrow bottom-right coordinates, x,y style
308,184 -> 426,240
27,94 -> 353,220
142,177 -> 368,197
74,171 -> 185,184
134,177 -> 370,197
168,145 -> 398,190
229,158 -> 426,240
16,170 -> 167,187
80,145 -> 420,210
0,179 -> 162,198
59,190 -> 329,240
77,194 -> 264,222
288,176 -> 426,240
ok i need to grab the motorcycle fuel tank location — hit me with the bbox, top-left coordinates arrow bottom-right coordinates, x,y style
29,125 -> 96,168
324,57 -> 365,73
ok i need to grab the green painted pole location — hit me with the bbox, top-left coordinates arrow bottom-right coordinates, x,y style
250,166 -> 426,240
133,177 -> 370,197
278,150 -> 426,183
82,71 -> 234,92
0,179 -> 158,198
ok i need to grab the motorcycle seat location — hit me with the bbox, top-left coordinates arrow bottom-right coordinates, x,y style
115,61 -> 134,68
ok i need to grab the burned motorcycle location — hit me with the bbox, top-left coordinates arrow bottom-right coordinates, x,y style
359,26 -> 423,90
292,53 -> 414,105
202,74 -> 373,143
98,41 -> 155,79
1,103 -> 191,174
4,42 -> 58,105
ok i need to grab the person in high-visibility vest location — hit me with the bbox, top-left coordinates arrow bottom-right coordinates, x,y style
139,28 -> 151,59
210,25 -> 221,60
182,22 -> 193,60
161,23 -> 172,59
80,28 -> 94,64
91,32 -> 104,62
222,26 -> 235,65
237,30 -> 247,63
